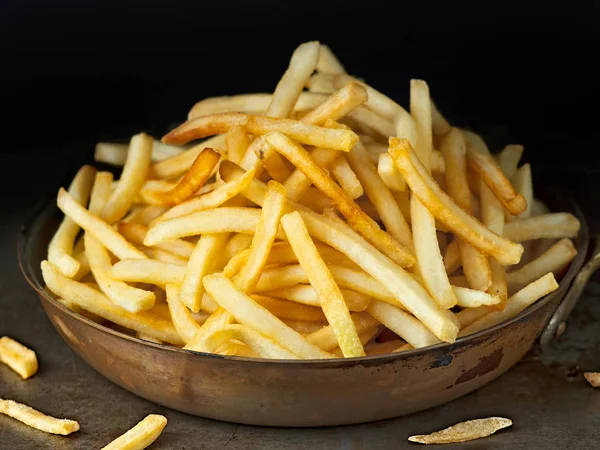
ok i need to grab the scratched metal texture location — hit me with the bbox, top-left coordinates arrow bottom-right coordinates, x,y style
1,154 -> 600,448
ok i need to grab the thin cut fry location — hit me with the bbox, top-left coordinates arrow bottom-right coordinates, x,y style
430,100 -> 452,138
166,284 -> 201,343
389,138 -> 523,265
0,398 -> 80,436
265,285 -> 371,311
162,113 -> 359,152
347,107 -> 395,138
235,182 -> 287,293
118,223 -> 195,258
110,259 -> 186,286
460,273 -> 559,336
306,312 -> 379,351
144,148 -> 220,206
221,233 -> 254,266
331,155 -> 363,199
507,238 -> 577,293
316,44 -> 346,74
511,163 -> 533,218
48,165 -> 96,277
102,133 -> 153,223
101,414 -> 167,450
0,337 -> 38,379
281,211 -> 364,357
203,274 -> 332,358
503,213 -> 580,242
202,325 -> 298,359
252,295 -> 327,323
467,147 -> 527,216
443,240 -> 462,274
377,152 -> 407,192
57,188 -> 147,261
95,140 -> 184,165
453,286 -> 501,308
497,144 -> 524,180
408,417 -> 512,444
265,132 -> 414,267
226,126 -> 250,165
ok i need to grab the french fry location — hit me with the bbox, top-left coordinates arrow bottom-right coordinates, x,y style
283,320 -> 325,335
503,213 -> 580,242
0,337 -> 38,379
408,417 -> 512,444
443,240 -> 462,274
299,211 -> 460,342
95,140 -> 184,165
144,148 -> 221,206
584,373 -> 600,387
460,273 -> 559,336
188,92 -> 327,119
497,144 -> 524,180
184,307 -> 234,352
48,165 -> 96,277
366,301 -> 440,348
265,132 -> 414,267
165,284 -> 201,343
0,399 -> 79,435
202,325 -> 298,359
511,163 -> 533,218
331,328 -> 379,357
110,259 -> 186,285
151,135 -> 226,180
123,205 -> 168,225
316,44 -> 346,74
226,126 -> 250,165
441,129 -> 491,291
148,248 -> 188,265
409,80 -> 456,309
453,286 -> 502,308
306,312 -> 379,351
330,155 -> 364,199
377,152 -> 407,192
57,188 -> 147,260
235,182 -> 287,293
299,82 -> 368,125
264,285 -> 371,311
507,238 -> 577,293
306,72 -> 336,93
252,295 -> 327,323
347,107 -> 395,138
118,223 -> 195,258
101,414 -> 167,450
389,138 -> 524,265
456,306 -> 490,329
467,147 -> 527,216
102,133 -> 153,223
42,261 -> 183,344
221,233 -> 254,266
284,147 -> 340,200
281,211 -> 364,357
265,241 -> 357,269
202,274 -> 332,358
430,99 -> 452,138
163,113 -> 359,151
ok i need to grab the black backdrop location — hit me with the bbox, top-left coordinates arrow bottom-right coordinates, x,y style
2,0 -> 599,173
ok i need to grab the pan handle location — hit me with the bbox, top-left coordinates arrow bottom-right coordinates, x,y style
540,235 -> 600,349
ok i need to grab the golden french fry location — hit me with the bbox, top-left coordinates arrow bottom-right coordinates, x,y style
102,133 -> 153,223
299,211 -> 460,342
57,188 -> 147,261
151,135 -> 226,180
282,320 -> 325,335
101,414 -> 167,450
460,273 -> 559,336
235,182 -> 287,293
95,140 -> 184,165
0,398 -> 79,435
204,325 -> 297,358
507,238 -> 577,293
0,337 -> 38,379
163,112 -> 359,151
456,306 -> 490,329
226,126 -> 250,165
110,259 -> 186,285
497,144 -> 524,180
330,155 -> 363,199
331,328 -> 379,357
377,152 -> 407,192
281,211 -> 364,357
252,295 -> 327,323
347,106 -> 395,138
584,373 -> 600,387
42,260 -> 183,344
306,72 -> 336,93
366,301 -> 440,348
265,132 -> 414,267
184,306 -> 233,352
443,240 -> 462,274
188,92 -> 327,119
264,285 -> 371,312
299,82 -> 368,126
467,147 -> 527,216
441,129 -> 491,291
503,213 -> 580,242
409,80 -> 456,309
265,241 -> 357,269
306,312 -> 379,351
430,99 -> 452,138
144,148 -> 220,206
203,274 -> 332,358
166,284 -> 201,343
284,147 -> 340,200
123,205 -> 169,225
118,223 -> 195,258
389,138 -> 523,265
453,286 -> 501,308
511,163 -> 533,218
221,233 -> 254,266
316,44 -> 345,74
408,417 -> 512,444
48,165 -> 96,277
148,248 -> 188,265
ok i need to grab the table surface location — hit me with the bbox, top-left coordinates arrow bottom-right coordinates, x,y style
1,153 -> 599,449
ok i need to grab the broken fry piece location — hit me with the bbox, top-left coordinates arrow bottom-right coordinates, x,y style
408,417 -> 512,444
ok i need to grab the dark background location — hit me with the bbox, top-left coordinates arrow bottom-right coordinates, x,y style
1,0 -> 599,188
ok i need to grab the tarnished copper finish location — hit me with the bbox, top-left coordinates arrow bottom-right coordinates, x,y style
18,189 -> 589,427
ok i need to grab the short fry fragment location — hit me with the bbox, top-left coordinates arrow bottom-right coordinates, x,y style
584,372 -> 600,387
0,337 -> 38,379
0,398 -> 80,435
101,414 -> 167,450
408,417 -> 512,444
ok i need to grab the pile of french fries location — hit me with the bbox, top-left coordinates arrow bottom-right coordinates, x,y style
42,41 -> 581,360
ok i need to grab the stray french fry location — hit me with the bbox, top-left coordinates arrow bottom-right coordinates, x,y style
0,398 -> 79,435
503,213 -> 580,242
48,165 -> 96,277
408,417 -> 512,444
101,414 -> 167,450
389,138 -> 524,265
507,238 -> 577,293
0,337 -> 38,379
584,372 -> 600,387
